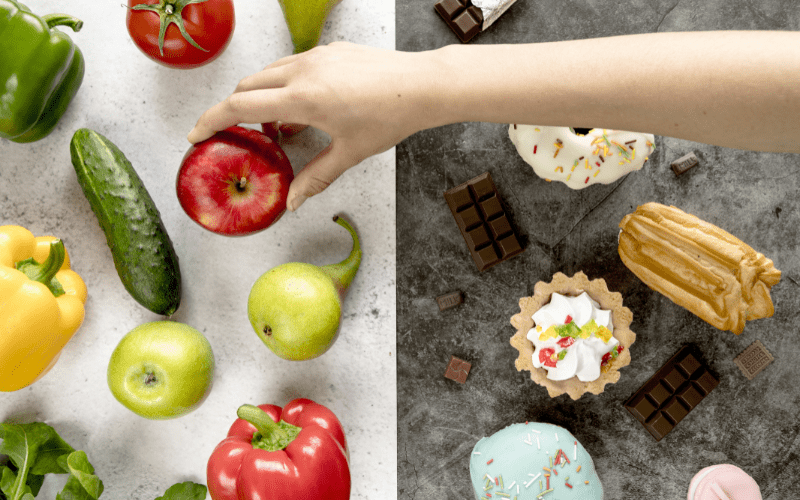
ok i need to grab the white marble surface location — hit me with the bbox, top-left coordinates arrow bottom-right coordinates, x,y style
0,1 -> 396,498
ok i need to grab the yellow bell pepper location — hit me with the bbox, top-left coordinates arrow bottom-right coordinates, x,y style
0,225 -> 87,391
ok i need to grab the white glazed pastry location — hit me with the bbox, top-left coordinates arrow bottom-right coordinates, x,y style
527,292 -> 621,382
470,422 -> 603,500
508,125 -> 655,189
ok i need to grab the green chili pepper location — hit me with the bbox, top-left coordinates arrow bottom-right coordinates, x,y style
0,0 -> 85,143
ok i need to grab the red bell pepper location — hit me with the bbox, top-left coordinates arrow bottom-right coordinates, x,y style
207,398 -> 350,500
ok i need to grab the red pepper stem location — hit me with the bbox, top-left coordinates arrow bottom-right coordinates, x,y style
41,14 -> 84,32
237,404 -> 304,452
237,405 -> 286,439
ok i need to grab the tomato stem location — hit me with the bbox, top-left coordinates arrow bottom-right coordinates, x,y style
131,0 -> 210,56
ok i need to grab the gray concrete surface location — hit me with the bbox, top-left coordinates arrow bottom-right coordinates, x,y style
396,1 -> 800,498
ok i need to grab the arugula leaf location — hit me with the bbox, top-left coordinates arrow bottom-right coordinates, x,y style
55,451 -> 103,500
154,482 -> 207,500
0,422 -> 100,500
0,423 -> 73,500
1,466 -> 19,499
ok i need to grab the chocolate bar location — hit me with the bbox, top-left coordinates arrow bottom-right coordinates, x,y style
624,345 -> 719,441
434,0 -> 516,43
436,291 -> 464,311
443,171 -> 523,272
444,355 -> 472,383
734,340 -> 773,380
671,152 -> 699,175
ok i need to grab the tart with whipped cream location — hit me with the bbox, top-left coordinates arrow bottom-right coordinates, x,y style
510,272 -> 635,399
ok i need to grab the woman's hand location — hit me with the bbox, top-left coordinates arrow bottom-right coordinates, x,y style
188,42 -> 442,211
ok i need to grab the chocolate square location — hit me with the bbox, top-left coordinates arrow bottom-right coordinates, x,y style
647,382 -> 671,407
488,215 -> 512,238
734,340 -> 774,380
466,225 -> 491,248
662,397 -> 689,424
444,355 -> 472,383
479,196 -> 503,219
496,234 -> 522,258
434,0 -> 484,43
648,413 -> 674,441
677,384 -> 704,408
662,368 -> 686,391
671,152 -> 699,175
458,205 -> 482,230
677,352 -> 702,378
628,395 -> 657,421
436,291 -> 464,311
448,185 -> 473,211
434,0 -> 463,19
475,244 -> 499,268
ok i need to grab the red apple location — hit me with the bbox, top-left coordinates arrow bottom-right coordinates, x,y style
177,126 -> 294,236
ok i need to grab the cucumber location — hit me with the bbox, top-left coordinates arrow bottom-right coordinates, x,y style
70,128 -> 181,316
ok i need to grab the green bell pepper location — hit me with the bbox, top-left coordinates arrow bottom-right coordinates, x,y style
0,0 -> 85,143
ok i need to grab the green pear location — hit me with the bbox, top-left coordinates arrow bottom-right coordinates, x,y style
247,215 -> 361,360
277,0 -> 343,54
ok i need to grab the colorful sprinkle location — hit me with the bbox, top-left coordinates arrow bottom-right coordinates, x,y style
533,145 -> 538,154
577,465 -> 582,472
574,442 -> 577,460
487,459 -> 494,465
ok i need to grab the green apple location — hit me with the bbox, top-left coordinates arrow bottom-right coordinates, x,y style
248,215 -> 361,361
107,321 -> 214,419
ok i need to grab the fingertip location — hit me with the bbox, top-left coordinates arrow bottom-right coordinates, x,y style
287,193 -> 308,212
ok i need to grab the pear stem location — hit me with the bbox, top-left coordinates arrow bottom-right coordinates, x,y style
323,215 -> 361,294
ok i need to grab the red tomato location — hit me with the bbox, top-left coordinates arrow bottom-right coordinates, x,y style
126,0 -> 235,69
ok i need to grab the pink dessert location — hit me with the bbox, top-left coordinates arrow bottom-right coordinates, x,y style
687,464 -> 761,500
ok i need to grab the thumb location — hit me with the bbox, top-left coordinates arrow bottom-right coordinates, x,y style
286,141 -> 357,212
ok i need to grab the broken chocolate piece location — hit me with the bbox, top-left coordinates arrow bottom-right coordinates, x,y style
671,152 -> 699,175
443,171 -> 524,272
434,0 -> 483,42
624,345 -> 719,441
436,291 -> 464,311
444,355 -> 472,383
734,340 -> 773,380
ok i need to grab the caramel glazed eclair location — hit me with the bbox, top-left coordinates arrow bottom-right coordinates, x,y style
618,203 -> 781,335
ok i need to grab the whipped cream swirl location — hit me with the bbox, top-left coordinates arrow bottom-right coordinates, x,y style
527,292 -> 619,382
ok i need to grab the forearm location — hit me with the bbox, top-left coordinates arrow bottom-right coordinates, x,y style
423,31 -> 800,153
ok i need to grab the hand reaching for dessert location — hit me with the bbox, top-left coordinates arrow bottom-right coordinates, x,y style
187,42 -> 443,212
189,31 -> 800,211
